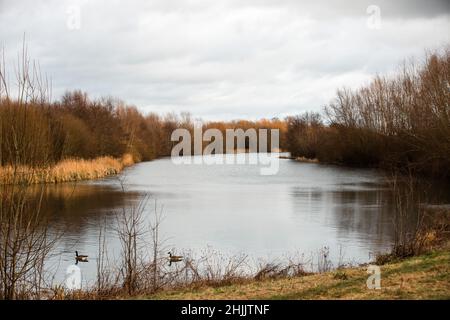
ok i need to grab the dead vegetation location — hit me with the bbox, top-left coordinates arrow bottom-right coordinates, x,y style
286,47 -> 450,179
0,155 -> 135,185
0,41 -> 61,300
149,247 -> 450,300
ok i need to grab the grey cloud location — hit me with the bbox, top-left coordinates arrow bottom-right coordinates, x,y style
231,0 -> 450,19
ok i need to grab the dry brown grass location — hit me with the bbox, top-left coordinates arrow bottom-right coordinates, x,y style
295,157 -> 319,163
42,247 -> 450,300
146,247 -> 450,300
0,153 -> 135,185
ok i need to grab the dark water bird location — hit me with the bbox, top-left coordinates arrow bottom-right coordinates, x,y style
75,251 -> 88,264
168,252 -> 183,266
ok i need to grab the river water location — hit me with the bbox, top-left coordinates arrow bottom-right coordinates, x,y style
39,153 -> 446,287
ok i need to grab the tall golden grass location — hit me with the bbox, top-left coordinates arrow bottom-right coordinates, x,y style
0,154 -> 135,185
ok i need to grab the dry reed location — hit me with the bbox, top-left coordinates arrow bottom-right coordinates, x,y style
0,153 -> 135,185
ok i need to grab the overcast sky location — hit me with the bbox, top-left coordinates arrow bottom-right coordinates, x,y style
0,0 -> 449,120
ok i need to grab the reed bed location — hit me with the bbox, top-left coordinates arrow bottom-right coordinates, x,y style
0,154 -> 135,185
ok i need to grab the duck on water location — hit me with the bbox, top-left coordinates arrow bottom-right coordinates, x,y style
75,251 -> 88,264
168,252 -> 183,266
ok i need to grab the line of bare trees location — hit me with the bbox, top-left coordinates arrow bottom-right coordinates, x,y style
0,44 -> 193,166
285,47 -> 450,179
1,92 -> 288,169
1,46 -> 287,168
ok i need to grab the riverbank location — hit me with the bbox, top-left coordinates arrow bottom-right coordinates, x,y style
146,246 -> 450,300
294,156 -> 319,163
278,155 -> 319,163
0,153 -> 135,185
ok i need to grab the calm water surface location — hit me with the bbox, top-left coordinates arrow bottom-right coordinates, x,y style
40,153 -> 445,286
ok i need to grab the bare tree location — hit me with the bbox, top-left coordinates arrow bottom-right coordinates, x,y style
115,196 -> 148,295
0,39 -> 59,300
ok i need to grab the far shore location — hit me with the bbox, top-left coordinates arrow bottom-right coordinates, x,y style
279,155 -> 319,163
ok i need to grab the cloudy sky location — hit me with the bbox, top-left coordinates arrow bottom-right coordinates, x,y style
0,0 -> 449,120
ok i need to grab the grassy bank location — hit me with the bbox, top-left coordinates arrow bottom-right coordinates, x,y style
145,247 -> 450,300
0,153 -> 135,185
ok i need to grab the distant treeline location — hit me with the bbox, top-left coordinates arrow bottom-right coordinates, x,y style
0,91 -> 286,167
285,48 -> 450,179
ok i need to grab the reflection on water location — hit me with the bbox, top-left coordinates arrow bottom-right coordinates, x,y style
32,183 -> 141,282
36,183 -> 140,233
34,153 -> 448,285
